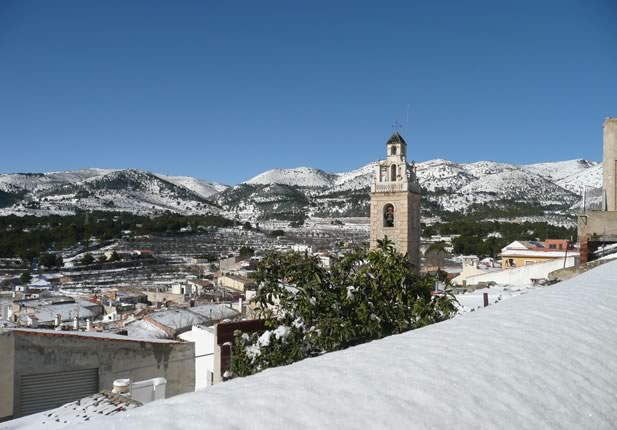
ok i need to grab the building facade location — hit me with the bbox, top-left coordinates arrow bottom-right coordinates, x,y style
499,240 -> 577,269
0,329 -> 195,421
578,118 -> 617,262
369,132 -> 421,268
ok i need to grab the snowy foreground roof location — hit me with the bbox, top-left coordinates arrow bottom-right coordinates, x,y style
2,391 -> 141,430
43,262 -> 617,428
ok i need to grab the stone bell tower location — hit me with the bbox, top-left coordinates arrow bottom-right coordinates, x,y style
369,131 -> 421,268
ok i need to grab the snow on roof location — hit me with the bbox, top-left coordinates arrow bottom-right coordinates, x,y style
189,304 -> 239,320
0,391 -> 141,430
29,278 -> 52,288
146,305 -> 239,330
72,260 -> 617,430
124,319 -> 168,340
16,302 -> 96,324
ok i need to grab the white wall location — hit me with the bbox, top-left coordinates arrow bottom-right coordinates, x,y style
464,256 -> 577,286
179,326 -> 215,390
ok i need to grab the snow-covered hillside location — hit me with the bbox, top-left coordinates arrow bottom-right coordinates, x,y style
219,158 -> 595,220
523,159 -> 598,183
246,167 -> 336,188
0,158 -> 602,220
0,168 -> 221,216
555,163 -> 602,193
154,174 -> 228,198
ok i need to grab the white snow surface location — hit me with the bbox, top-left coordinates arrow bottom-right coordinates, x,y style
70,260 -> 617,430
245,167 -> 336,188
154,173 -> 228,198
523,159 -> 597,181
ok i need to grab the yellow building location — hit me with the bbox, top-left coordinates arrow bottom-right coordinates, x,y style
500,241 -> 577,269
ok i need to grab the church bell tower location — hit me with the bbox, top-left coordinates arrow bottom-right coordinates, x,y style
369,131 -> 421,268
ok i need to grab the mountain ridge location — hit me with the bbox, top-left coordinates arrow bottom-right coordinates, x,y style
0,159 -> 602,221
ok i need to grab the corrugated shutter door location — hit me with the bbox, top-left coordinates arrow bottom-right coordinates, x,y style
19,368 -> 99,417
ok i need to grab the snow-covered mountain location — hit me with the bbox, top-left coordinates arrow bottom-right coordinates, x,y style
215,158 -> 600,220
246,167 -> 336,188
0,169 -> 222,216
0,158 -> 602,220
154,174 -> 228,198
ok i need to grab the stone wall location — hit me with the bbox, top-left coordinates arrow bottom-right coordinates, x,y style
2,330 -> 195,418
577,211 -> 617,238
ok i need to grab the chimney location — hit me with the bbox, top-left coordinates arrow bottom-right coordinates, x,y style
86,319 -> 92,331
54,314 -> 61,327
112,379 -> 131,395
73,317 -> 78,330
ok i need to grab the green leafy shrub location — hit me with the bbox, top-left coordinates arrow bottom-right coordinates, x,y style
231,239 -> 457,377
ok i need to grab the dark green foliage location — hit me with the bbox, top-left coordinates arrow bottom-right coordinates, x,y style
81,253 -> 95,265
0,212 -> 234,258
239,246 -> 255,258
217,184 -> 310,221
20,271 -> 32,285
39,253 -> 63,269
423,219 -> 576,258
231,239 -> 458,377
312,190 -> 370,217
0,190 -> 24,209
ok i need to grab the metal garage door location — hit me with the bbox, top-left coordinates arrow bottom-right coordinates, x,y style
19,368 -> 99,417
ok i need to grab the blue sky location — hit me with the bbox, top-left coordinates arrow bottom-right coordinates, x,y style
0,1 -> 616,184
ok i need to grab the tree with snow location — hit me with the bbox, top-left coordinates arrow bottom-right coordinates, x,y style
231,239 -> 458,377
81,253 -> 95,265
19,270 -> 32,285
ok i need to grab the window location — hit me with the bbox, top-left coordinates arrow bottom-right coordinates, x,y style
390,164 -> 397,181
383,204 -> 394,227
549,244 -> 557,249
525,260 -> 536,266
391,146 -> 397,155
